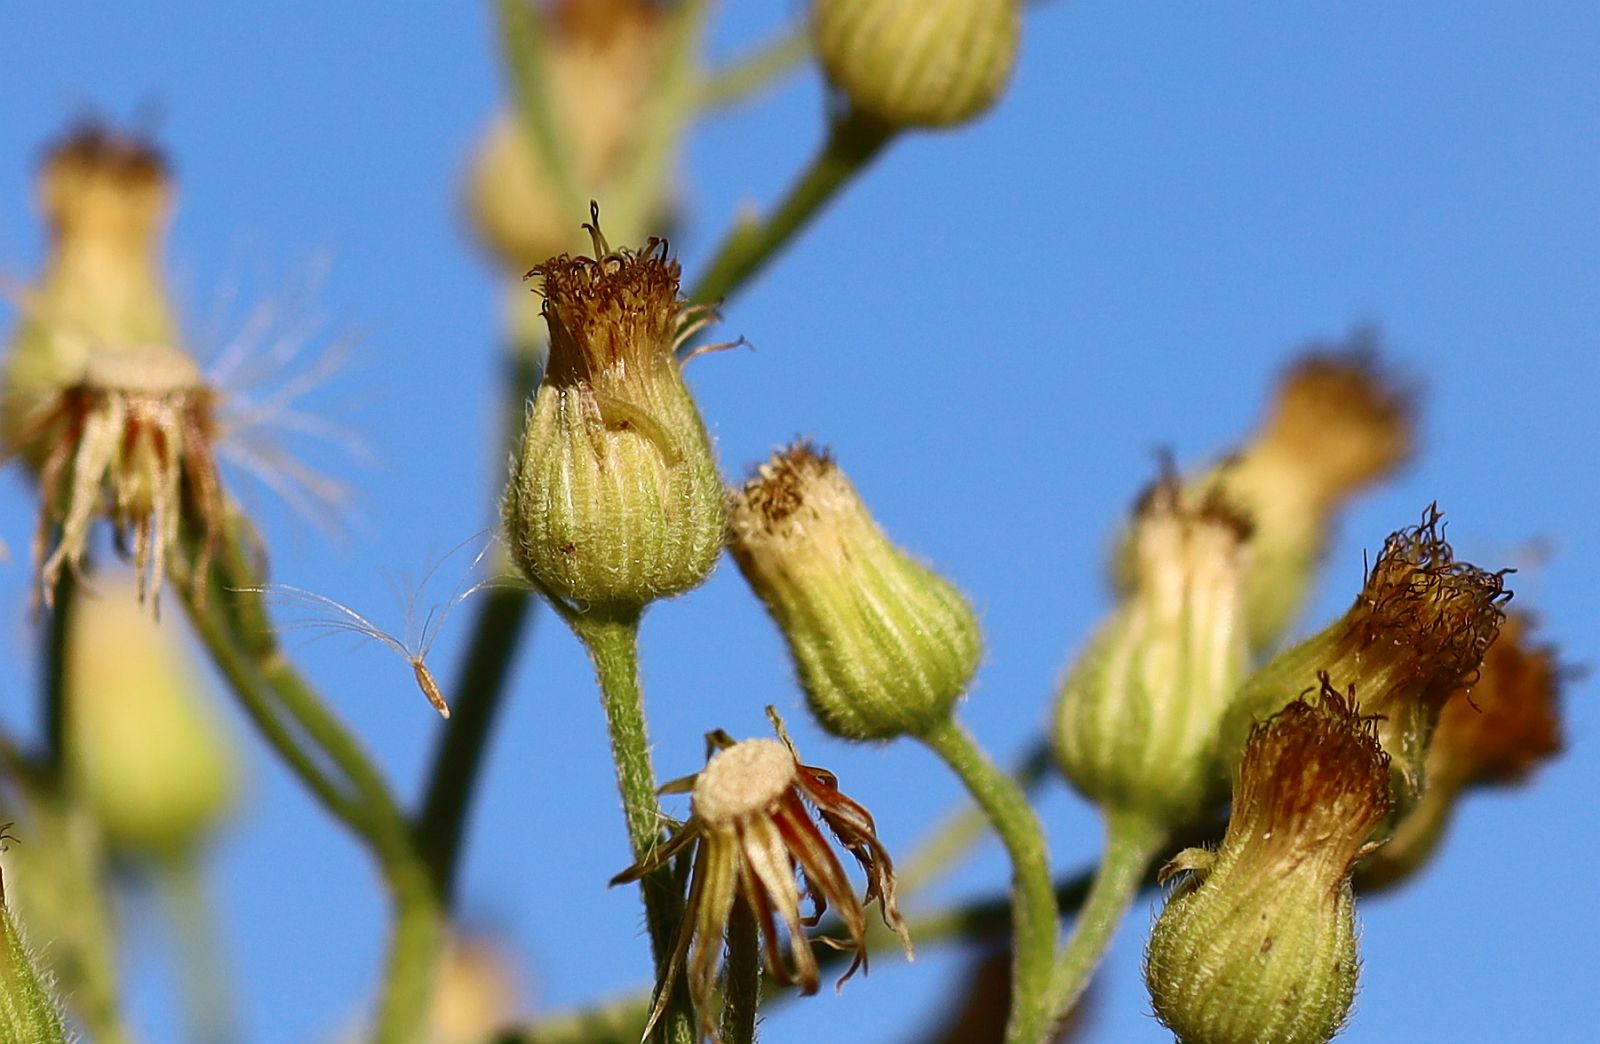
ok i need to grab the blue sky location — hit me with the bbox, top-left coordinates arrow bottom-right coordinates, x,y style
2,2 -> 1596,1042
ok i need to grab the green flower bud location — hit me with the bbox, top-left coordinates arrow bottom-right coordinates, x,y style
1147,684 -> 1391,1044
1053,479 -> 1251,828
66,575 -> 241,857
727,442 -> 980,741
1217,348 -> 1414,653
1116,347 -> 1414,655
0,783 -> 121,1038
812,0 -> 1020,129
1357,612 -> 1563,891
503,212 -> 725,614
1225,506 -> 1509,815
0,879 -> 69,1044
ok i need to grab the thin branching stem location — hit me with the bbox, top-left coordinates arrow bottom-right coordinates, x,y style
1044,809 -> 1168,1027
918,718 -> 1058,1044
180,521 -> 442,1044
699,24 -> 811,112
570,611 -> 696,1044
689,109 -> 896,308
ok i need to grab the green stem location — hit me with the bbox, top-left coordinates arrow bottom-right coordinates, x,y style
698,24 -> 810,112
606,0 -> 711,245
918,718 -> 1057,1044
183,523 -> 442,1044
40,570 -> 74,773
720,900 -> 761,1044
154,853 -> 237,1044
416,584 -> 533,898
1044,809 -> 1167,1026
514,864 -> 1108,1044
496,0 -> 585,222
689,110 -> 896,307
569,612 -> 694,1044
900,739 -> 1055,895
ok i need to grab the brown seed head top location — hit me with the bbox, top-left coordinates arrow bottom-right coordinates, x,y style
39,125 -> 171,247
1253,344 -> 1415,507
1228,677 -> 1392,886
1341,505 -> 1510,715
525,208 -> 683,390
1429,612 -> 1565,789
728,440 -> 851,542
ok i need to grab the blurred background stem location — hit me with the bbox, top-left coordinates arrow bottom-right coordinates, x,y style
154,852 -> 237,1044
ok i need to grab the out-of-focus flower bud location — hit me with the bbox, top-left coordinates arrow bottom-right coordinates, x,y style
0,866 -> 70,1044
1053,478 -> 1251,829
3,127 -> 225,605
1219,348 -> 1414,651
812,0 -> 1020,129
727,442 -> 981,741
1122,345 -> 1415,654
1356,612 -> 1564,890
502,212 -> 724,615
431,933 -> 524,1044
65,575 -> 240,858
467,0 -> 669,270
1225,506 -> 1508,813
1146,684 -> 1390,1044
5,127 -> 179,433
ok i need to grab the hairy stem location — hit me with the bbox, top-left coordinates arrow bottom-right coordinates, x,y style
689,110 -> 896,308
900,739 -> 1055,895
918,718 -> 1058,1044
1045,809 -> 1167,1026
570,612 -> 695,1044
720,900 -> 761,1044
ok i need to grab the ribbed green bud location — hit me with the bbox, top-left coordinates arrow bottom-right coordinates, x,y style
1147,686 -> 1391,1044
5,127 -> 179,457
727,442 -> 980,741
0,885 -> 69,1044
66,575 -> 240,857
1053,479 -> 1251,829
1224,506 -> 1508,817
503,212 -> 725,614
812,0 -> 1020,129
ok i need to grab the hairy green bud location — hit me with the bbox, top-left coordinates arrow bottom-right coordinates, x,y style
1147,685 -> 1390,1044
812,0 -> 1020,129
1054,479 -> 1251,828
728,442 -> 980,741
0,889 -> 69,1044
503,211 -> 725,614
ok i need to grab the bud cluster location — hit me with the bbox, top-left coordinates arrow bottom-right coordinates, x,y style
1226,505 -> 1509,805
